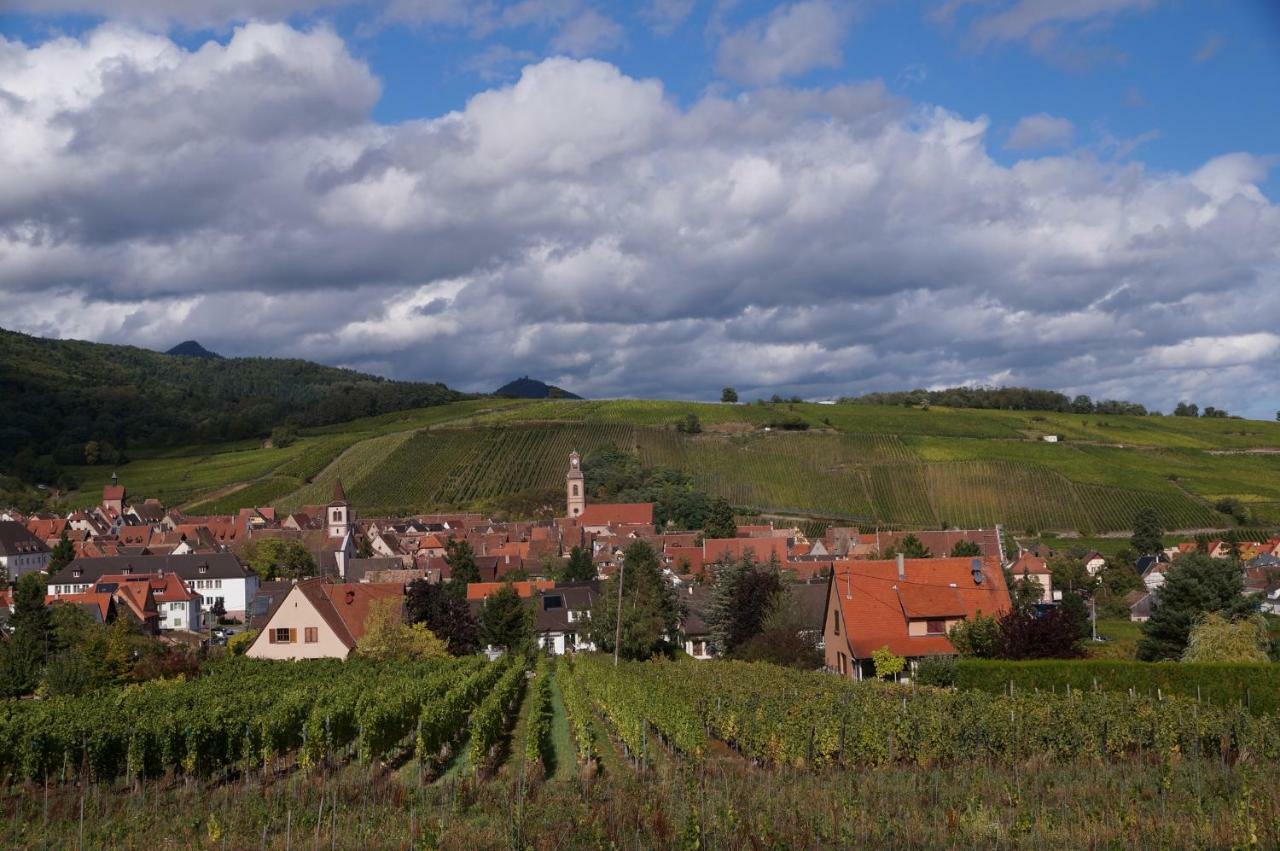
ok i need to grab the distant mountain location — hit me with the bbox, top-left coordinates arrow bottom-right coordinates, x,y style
166,340 -> 221,359
0,326 -> 466,482
495,376 -> 582,400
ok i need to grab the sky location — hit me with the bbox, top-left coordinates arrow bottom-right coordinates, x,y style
1,1 -> 1279,417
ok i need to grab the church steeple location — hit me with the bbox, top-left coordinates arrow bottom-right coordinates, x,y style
327,477 -> 352,538
566,451 -> 585,518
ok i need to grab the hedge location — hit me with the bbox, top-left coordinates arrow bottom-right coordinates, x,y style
955,659 -> 1280,715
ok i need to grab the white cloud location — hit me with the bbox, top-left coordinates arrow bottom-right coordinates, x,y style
716,0 -> 853,86
1,23 -> 1279,415
1006,113 -> 1075,151
0,0 -> 341,27
550,9 -> 624,56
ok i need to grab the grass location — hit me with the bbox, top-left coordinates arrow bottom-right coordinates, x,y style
68,398 -> 1280,533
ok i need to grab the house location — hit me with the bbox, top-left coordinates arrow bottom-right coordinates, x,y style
89,573 -> 202,631
1007,552 -> 1055,603
47,553 -> 258,620
91,576 -> 161,634
823,555 -> 1011,681
532,582 -> 598,655
246,580 -> 295,630
678,584 -> 714,659
1127,590 -> 1155,622
245,579 -> 405,660
0,521 -> 51,581
1083,551 -> 1107,575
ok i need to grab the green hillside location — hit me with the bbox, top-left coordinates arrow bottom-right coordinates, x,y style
59,397 -> 1280,533
0,326 -> 467,493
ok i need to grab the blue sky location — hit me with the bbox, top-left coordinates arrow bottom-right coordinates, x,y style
1,1 -> 1278,417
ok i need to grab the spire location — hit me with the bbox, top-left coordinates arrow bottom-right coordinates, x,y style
332,477 -> 348,503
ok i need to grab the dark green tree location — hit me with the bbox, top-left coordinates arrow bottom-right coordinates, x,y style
10,572 -> 53,655
405,578 -> 480,655
560,545 -> 595,582
0,633 -> 43,698
445,539 -> 481,584
588,541 -> 681,660
886,534 -> 931,559
706,553 -> 783,655
1048,556 -> 1094,596
949,539 -> 982,557
721,387 -> 738,403
733,590 -> 822,669
1130,507 -> 1163,556
1138,553 -> 1258,661
48,530 -> 75,574
702,498 -> 737,540
480,584 -> 531,651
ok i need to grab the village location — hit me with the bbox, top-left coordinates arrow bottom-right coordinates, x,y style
3,450 -> 1278,681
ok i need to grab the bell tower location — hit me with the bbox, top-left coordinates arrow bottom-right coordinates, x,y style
566,451 -> 585,518
328,477 -> 353,538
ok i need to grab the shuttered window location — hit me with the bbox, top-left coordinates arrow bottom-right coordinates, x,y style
305,627 -> 318,643
273,627 -> 292,644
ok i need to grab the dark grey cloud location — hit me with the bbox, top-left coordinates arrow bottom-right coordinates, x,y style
1,22 -> 1278,417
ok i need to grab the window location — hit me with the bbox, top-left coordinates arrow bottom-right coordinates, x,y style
305,627 -> 318,643
273,627 -> 293,643
925,619 -> 946,635
572,484 -> 579,496
215,580 -> 222,589
833,610 -> 840,635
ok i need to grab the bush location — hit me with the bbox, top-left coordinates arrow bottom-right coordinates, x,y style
228,630 -> 258,656
914,656 -> 957,688
955,659 -> 1280,714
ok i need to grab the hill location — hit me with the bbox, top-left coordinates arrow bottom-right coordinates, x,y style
495,376 -> 582,399
0,326 -> 467,490
60,397 -> 1280,533
165,340 -> 221,359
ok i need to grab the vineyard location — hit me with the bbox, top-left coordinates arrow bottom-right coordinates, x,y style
63,397 -> 1280,532
290,423 -> 1230,532
5,653 -> 1280,849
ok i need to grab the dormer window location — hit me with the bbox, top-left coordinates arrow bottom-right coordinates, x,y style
926,619 -> 946,635
72,569 -> 82,578
199,566 -> 208,574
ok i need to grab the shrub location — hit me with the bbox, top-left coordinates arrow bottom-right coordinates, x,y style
955,658 -> 1280,714
914,655 -> 957,688
228,630 -> 258,656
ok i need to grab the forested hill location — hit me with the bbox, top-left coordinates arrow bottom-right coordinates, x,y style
0,327 -> 466,484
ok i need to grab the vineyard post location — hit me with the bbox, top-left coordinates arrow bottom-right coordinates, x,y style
613,554 -> 626,667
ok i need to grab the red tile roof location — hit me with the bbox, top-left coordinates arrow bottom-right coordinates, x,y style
703,537 -> 789,566
466,580 -> 554,602
828,557 -> 1011,659
576,503 -> 654,526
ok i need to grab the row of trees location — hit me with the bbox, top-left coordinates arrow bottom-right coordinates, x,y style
843,386 -> 1150,416
1172,402 -> 1231,418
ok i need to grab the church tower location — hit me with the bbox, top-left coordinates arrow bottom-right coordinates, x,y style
327,477 -> 353,538
566,451 -> 585,518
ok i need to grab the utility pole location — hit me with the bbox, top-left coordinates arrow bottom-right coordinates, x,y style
1090,595 -> 1098,642
613,554 -> 625,667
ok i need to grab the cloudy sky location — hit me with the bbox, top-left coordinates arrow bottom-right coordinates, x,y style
1,1 -> 1279,416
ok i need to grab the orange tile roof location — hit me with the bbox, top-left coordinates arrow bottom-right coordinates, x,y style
576,503 -> 654,526
466,580 -> 554,602
829,557 -> 1011,659
703,537 -> 789,565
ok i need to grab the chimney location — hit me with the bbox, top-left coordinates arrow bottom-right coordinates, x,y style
844,569 -> 852,599
896,552 -> 905,580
